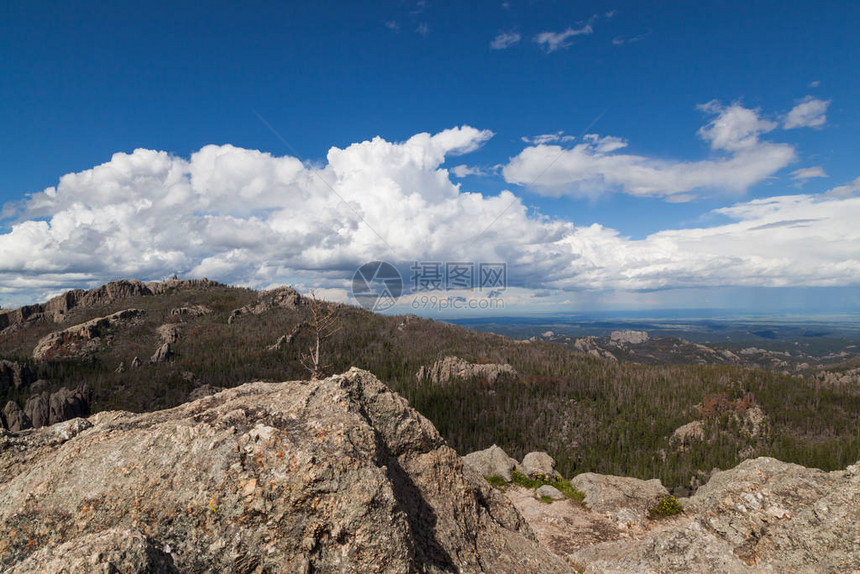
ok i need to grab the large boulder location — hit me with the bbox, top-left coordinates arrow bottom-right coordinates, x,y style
522,451 -> 561,481
571,473 -> 669,527
463,444 -> 523,482
535,485 -> 565,501
0,369 -> 572,573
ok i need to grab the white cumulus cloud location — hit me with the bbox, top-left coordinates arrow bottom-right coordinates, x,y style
0,126 -> 858,307
503,102 -> 795,198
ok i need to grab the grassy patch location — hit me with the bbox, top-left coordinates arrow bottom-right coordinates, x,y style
539,495 -> 553,504
484,475 -> 507,489
511,470 -> 544,489
511,471 -> 585,503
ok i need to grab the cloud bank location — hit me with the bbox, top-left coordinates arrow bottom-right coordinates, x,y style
1,125 -> 858,306
503,102 -> 796,199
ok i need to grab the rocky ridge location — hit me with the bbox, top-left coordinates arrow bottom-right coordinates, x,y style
0,278 -> 217,334
0,369 -> 569,573
228,286 -> 302,324
31,309 -> 145,361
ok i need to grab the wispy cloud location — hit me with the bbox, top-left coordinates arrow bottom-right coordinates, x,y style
534,21 -> 594,52
384,20 -> 399,31
784,96 -> 830,129
612,30 -> 650,45
521,131 -> 576,145
416,22 -> 429,37
790,166 -> 827,184
490,31 -> 521,50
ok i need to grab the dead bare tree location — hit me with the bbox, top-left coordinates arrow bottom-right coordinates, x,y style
299,291 -> 342,380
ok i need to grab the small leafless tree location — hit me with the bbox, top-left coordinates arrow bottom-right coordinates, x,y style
299,291 -> 342,380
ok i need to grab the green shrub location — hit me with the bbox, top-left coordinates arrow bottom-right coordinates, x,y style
484,475 -> 507,489
552,477 -> 586,503
649,495 -> 684,517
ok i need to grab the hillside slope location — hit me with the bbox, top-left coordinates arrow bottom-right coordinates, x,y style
1,279 -> 859,490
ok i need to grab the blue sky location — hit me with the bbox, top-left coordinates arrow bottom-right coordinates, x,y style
1,0 -> 858,314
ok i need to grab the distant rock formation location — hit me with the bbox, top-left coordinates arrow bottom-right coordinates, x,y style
3,400 -> 31,432
32,309 -> 145,361
671,420 -> 706,450
24,393 -> 49,428
571,473 -> 669,528
16,385 -> 91,429
814,366 -> 860,387
0,278 -> 218,334
571,337 -> 618,361
150,342 -> 173,364
609,330 -> 649,345
49,385 -> 91,424
228,286 -> 302,324
168,305 -> 211,318
417,356 -> 518,385
0,369 -> 570,573
156,323 -> 181,345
